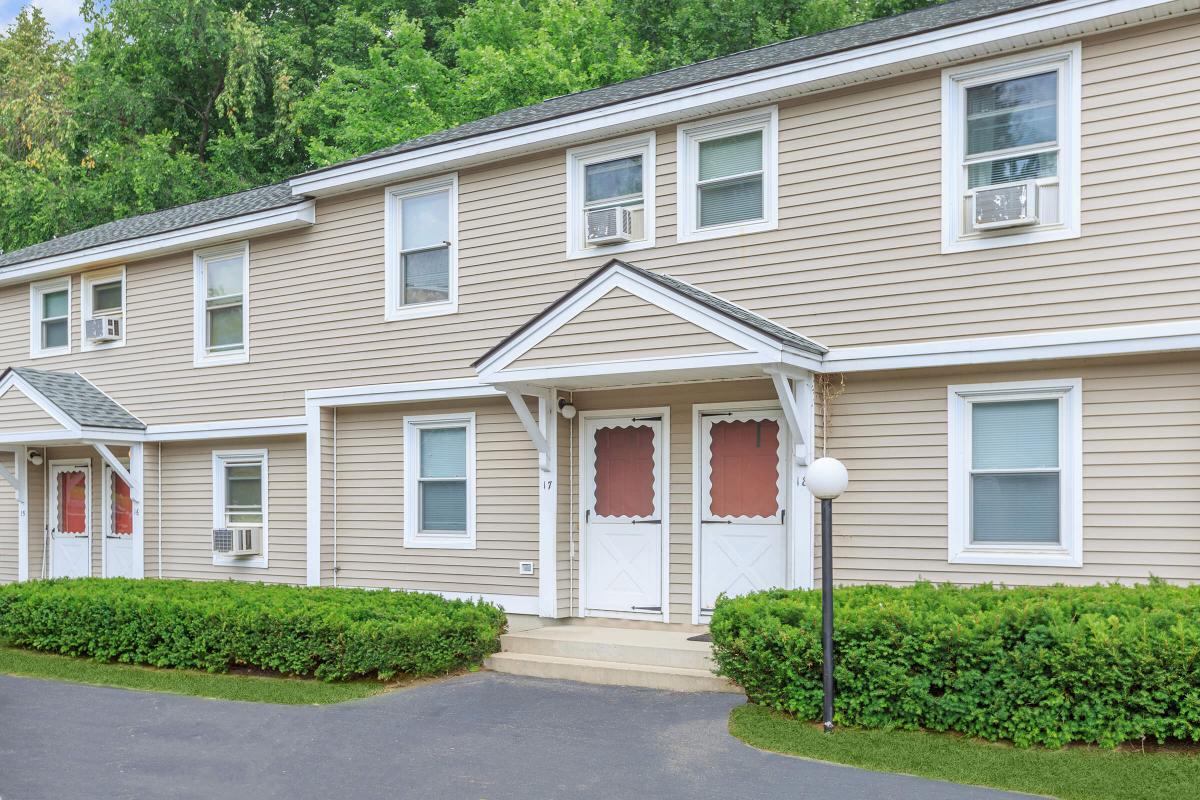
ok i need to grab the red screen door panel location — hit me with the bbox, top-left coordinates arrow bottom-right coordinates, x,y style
58,470 -> 88,534
708,419 -> 780,518
113,475 -> 133,535
593,425 -> 656,518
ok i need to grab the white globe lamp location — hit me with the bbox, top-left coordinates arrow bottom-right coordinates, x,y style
806,457 -> 849,500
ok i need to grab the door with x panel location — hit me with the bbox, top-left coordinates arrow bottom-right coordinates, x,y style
50,462 -> 91,579
583,415 -> 664,616
699,409 -> 787,616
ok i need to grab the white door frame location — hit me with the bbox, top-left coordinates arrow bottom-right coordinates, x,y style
577,407 -> 671,622
101,462 -> 135,578
692,400 -> 806,624
48,459 -> 92,579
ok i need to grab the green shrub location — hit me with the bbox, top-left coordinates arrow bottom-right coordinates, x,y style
709,581 -> 1200,748
0,578 -> 506,681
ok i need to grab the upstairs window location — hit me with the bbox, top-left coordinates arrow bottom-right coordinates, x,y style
30,277 -> 71,358
942,45 -> 1080,252
566,134 -> 655,258
404,413 -> 476,549
385,174 -> 458,320
948,379 -> 1082,567
677,107 -> 778,243
81,267 -> 126,351
194,243 -> 249,366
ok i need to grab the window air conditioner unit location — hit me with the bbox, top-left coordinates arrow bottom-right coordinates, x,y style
213,527 -> 261,557
971,181 -> 1039,230
585,206 -> 634,245
85,316 -> 122,343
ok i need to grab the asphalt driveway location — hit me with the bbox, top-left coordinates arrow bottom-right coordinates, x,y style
0,671 -> 1032,800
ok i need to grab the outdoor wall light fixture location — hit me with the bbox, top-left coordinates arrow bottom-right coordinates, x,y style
805,456 -> 849,733
27,450 -> 43,466
558,399 -> 577,419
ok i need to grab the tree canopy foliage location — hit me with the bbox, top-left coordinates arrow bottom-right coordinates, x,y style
0,0 -> 941,254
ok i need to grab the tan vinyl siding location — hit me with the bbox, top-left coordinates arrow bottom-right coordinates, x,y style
320,407 -> 335,586
155,436 -> 306,584
511,287 -> 741,368
331,397 -> 540,596
571,379 -> 778,620
825,354 -> 1200,586
0,19 -> 1191,427
143,442 -> 162,577
0,389 -> 64,433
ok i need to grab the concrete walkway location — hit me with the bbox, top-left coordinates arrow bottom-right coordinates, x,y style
0,671 -> 1031,800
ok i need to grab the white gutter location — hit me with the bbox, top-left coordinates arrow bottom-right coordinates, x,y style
288,0 -> 1197,197
0,200 -> 316,288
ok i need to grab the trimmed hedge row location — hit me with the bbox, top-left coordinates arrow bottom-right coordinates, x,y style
710,581 -> 1200,748
0,578 -> 506,681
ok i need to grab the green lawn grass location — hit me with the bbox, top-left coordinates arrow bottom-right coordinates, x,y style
729,704 -> 1200,800
0,646 -> 391,705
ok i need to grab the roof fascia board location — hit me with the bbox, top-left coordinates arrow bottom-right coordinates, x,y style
0,200 -> 316,287
289,0 -> 1189,197
476,266 -> 782,378
491,351 -> 792,387
305,377 -> 503,408
143,416 -> 309,441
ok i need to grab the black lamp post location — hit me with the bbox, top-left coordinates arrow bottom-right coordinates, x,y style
805,456 -> 849,733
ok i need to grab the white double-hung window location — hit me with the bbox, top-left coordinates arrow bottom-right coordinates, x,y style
194,243 -> 249,366
677,107 -> 778,242
81,266 -> 126,350
403,413 -> 475,549
385,174 -> 458,320
566,133 -> 655,258
948,379 -> 1082,567
942,44 -> 1080,251
212,449 -> 268,567
30,277 -> 71,358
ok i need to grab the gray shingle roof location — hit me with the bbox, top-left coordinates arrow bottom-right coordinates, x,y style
0,183 -> 306,271
7,367 -> 145,430
300,0 -> 1053,178
474,258 -> 827,368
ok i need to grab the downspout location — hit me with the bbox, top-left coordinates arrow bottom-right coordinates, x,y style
332,407 -> 338,587
569,391 -> 576,616
157,442 -> 163,578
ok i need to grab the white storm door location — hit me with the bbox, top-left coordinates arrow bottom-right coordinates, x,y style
699,410 -> 787,615
584,415 -> 664,615
103,465 -> 135,578
50,463 -> 91,579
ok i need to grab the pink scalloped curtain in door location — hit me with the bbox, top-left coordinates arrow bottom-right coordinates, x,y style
593,425 -> 656,518
57,470 -> 88,534
113,474 -> 133,535
708,419 -> 780,518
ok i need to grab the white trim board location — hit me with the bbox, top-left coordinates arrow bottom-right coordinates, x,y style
0,202 -> 315,288
288,0 -> 1197,197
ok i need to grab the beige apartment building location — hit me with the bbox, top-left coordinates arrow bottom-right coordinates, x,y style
1,0 -> 1198,638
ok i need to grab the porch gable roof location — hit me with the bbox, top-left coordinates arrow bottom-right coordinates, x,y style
474,259 -> 825,386
0,368 -> 145,433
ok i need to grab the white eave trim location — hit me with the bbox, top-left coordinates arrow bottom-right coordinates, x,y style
287,0 -> 1197,197
0,201 -> 316,287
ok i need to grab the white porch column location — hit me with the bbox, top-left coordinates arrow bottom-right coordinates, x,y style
305,401 -> 322,587
16,446 -> 28,582
130,442 -> 145,579
536,392 -> 558,618
792,374 -> 816,590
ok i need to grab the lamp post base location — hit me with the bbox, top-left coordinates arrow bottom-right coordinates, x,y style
823,720 -> 835,733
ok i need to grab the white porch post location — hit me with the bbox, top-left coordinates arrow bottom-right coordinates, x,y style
793,374 -> 816,590
537,392 -> 558,618
305,401 -> 322,587
130,442 -> 145,579
15,446 -> 28,582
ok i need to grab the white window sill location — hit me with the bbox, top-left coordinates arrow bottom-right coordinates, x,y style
81,340 -> 125,353
950,545 -> 1081,568
194,350 -> 249,368
404,535 -> 476,550
678,218 -> 777,244
942,224 -> 1080,254
385,300 -> 458,322
212,553 -> 268,569
30,346 -> 71,360
566,237 -> 655,262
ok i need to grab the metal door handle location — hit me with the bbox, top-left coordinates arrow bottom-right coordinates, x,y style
631,519 -> 661,524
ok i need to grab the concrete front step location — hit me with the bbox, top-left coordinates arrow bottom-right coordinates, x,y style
485,652 -> 738,693
499,626 -> 716,671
